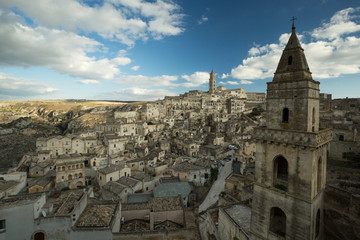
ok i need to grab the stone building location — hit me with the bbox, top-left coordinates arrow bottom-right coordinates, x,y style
250,24 -> 332,239
96,164 -> 131,187
55,154 -> 85,189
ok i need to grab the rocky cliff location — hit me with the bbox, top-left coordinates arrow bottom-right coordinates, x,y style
0,100 -> 129,170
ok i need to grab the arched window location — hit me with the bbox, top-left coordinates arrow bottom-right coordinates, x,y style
288,56 -> 293,65
282,108 -> 289,123
68,174 -> 72,180
270,207 -> 286,237
273,155 -> 288,188
317,158 -> 322,193
315,209 -> 320,238
33,231 -> 46,240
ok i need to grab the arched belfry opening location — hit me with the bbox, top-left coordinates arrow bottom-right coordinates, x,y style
270,207 -> 286,237
273,155 -> 288,188
282,108 -> 289,123
288,56 -> 293,65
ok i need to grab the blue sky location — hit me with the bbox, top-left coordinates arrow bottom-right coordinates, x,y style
0,0 -> 359,101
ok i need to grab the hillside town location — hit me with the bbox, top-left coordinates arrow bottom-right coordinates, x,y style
1,25 -> 360,240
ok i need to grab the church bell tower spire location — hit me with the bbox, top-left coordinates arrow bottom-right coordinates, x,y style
250,21 -> 332,240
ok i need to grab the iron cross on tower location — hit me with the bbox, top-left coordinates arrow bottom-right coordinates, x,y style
291,16 -> 297,26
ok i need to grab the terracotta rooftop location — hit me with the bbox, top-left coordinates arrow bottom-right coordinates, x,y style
121,219 -> 150,232
172,160 -> 213,172
0,180 -> 19,192
50,189 -> 84,216
0,193 -> 44,208
122,196 -> 183,212
102,181 -> 128,194
154,220 -> 183,231
76,203 -> 117,228
118,176 -> 140,188
130,171 -> 153,181
97,164 -> 125,175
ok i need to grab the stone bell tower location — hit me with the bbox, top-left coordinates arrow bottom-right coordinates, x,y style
250,23 -> 332,240
209,69 -> 216,94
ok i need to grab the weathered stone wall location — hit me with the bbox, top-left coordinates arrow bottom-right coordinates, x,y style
253,141 -> 328,200
323,185 -> 360,239
324,185 -> 360,220
250,184 -> 324,240
266,80 -> 319,132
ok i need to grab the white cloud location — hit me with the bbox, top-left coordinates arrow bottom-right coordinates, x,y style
312,8 -> 360,40
112,0 -> 184,39
0,72 -> 59,98
219,81 -> 226,85
0,10 -> 130,80
77,80 -> 101,85
97,87 -> 176,101
220,73 -> 229,79
131,65 -> 140,71
114,71 -> 211,88
198,15 -> 208,25
115,74 -> 178,87
229,8 -> 360,80
240,80 -> 254,84
181,72 -> 209,87
0,0 -> 185,46
226,81 -> 239,85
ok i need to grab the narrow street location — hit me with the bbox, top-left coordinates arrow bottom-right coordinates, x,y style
199,159 -> 232,213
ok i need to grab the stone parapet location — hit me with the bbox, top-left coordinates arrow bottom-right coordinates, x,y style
253,127 -> 332,148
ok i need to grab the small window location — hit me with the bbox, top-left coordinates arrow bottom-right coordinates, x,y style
312,107 -> 315,124
339,135 -> 344,141
288,56 -> 293,65
110,177 -> 112,181
282,108 -> 289,123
